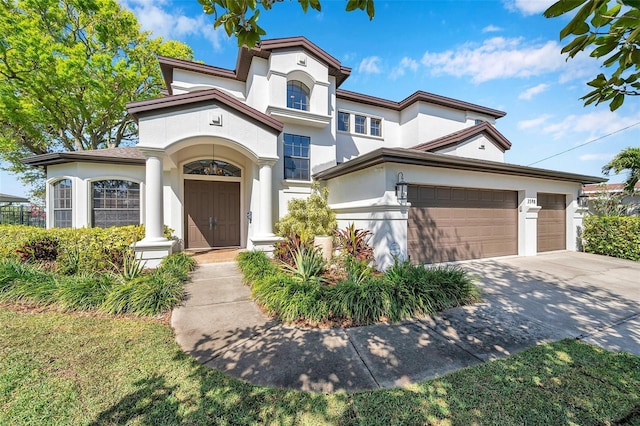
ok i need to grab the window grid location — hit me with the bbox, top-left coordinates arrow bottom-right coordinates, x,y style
370,118 -> 382,137
338,111 -> 350,132
92,180 -> 140,228
287,81 -> 309,111
284,134 -> 310,181
355,115 -> 366,134
53,179 -> 72,228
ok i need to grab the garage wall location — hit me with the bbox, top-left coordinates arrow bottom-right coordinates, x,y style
325,162 -> 584,269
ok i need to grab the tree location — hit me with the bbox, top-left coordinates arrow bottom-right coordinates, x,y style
602,147 -> 640,192
0,0 -> 193,190
544,0 -> 640,111
197,0 -> 375,47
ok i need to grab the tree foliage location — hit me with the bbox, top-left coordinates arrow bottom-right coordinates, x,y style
544,0 -> 640,111
197,0 -> 375,47
602,146 -> 640,192
0,0 -> 193,188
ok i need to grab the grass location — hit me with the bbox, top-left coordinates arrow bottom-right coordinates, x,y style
1,307 -> 639,425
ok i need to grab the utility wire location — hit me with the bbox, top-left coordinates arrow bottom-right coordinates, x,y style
527,121 -> 640,166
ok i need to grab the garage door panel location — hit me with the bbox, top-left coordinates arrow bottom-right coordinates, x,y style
537,193 -> 566,252
408,186 -> 518,264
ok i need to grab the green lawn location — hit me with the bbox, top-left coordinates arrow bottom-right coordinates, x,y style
1,307 -> 639,425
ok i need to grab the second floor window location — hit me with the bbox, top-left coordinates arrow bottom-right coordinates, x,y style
287,81 -> 309,111
370,118 -> 382,137
338,111 -> 350,132
284,133 -> 310,181
355,115 -> 366,134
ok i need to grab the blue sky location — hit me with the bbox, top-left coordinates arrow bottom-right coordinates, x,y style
2,0 -> 639,198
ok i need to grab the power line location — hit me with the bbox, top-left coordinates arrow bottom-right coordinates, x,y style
527,121 -> 640,166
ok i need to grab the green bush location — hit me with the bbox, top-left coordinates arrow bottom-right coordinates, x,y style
274,182 -> 336,242
0,252 -> 196,316
0,225 -> 145,271
582,215 -> 640,261
237,251 -> 480,326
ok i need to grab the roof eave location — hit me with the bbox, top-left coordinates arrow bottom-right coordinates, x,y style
314,148 -> 606,185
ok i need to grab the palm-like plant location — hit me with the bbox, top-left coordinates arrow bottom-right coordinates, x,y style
603,147 -> 640,193
335,223 -> 374,262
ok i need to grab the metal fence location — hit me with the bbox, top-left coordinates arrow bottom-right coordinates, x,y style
0,205 -> 46,227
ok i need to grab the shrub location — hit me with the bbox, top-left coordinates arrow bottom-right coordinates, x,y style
16,236 -> 59,263
274,182 -> 336,242
0,251 -> 195,316
582,215 -> 640,261
335,223 -> 374,262
273,232 -> 310,266
238,251 -> 480,327
0,225 -> 145,271
282,245 -> 326,284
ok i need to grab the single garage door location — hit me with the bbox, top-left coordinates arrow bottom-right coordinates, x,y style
537,193 -> 566,252
407,185 -> 518,264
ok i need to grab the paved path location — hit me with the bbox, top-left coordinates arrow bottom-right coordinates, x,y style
171,252 -> 640,392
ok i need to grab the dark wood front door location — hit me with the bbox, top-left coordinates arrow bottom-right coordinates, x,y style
184,180 -> 240,249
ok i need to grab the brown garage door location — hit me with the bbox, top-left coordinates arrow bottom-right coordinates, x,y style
407,185 -> 518,263
537,193 -> 566,252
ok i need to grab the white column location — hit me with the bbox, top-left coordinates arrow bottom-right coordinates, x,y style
142,151 -> 167,242
258,159 -> 276,237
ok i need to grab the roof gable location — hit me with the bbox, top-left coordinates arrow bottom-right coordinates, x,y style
126,88 -> 283,133
412,122 -> 512,152
159,36 -> 352,95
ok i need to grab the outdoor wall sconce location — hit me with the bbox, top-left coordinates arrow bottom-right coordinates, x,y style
577,190 -> 589,208
396,172 -> 408,205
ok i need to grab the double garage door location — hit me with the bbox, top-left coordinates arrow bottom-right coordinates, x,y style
407,185 -> 567,264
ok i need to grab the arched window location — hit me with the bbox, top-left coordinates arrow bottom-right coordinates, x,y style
52,179 -> 72,228
91,180 -> 140,228
287,81 -> 309,111
183,159 -> 241,177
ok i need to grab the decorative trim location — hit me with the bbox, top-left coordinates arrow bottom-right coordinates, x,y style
267,106 -> 331,128
314,147 -> 606,184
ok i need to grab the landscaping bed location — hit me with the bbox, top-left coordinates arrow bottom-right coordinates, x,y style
238,249 -> 480,328
0,225 -> 195,317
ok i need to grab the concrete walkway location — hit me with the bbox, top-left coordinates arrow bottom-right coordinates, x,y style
171,252 -> 640,393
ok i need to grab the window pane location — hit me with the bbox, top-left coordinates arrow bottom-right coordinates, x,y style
283,133 -> 310,181
91,180 -> 140,228
53,179 -> 72,228
370,118 -> 381,137
355,115 -> 366,134
338,111 -> 349,132
287,81 -> 309,111
182,159 -> 241,177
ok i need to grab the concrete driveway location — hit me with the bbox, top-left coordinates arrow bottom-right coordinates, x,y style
171,252 -> 640,392
461,251 -> 640,357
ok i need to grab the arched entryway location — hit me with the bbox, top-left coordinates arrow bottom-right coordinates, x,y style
183,158 -> 242,249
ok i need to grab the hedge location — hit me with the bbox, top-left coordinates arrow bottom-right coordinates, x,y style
582,216 -> 640,261
0,225 -> 145,271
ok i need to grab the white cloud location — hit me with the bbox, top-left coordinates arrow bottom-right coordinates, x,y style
358,56 -> 382,74
518,114 -> 553,130
541,110 -> 640,140
421,37 -> 567,83
579,153 -> 615,161
504,0 -> 555,15
390,57 -> 419,80
518,83 -> 550,100
482,25 -> 502,33
120,0 -> 225,51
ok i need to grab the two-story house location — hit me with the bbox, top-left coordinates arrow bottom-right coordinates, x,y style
23,36 -> 604,268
